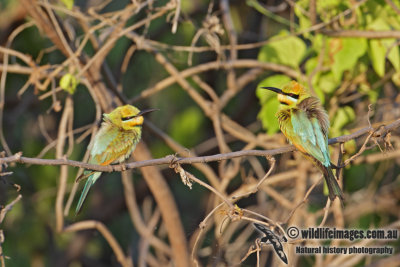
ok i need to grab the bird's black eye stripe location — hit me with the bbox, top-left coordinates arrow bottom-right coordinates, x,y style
285,93 -> 299,99
121,115 -> 135,121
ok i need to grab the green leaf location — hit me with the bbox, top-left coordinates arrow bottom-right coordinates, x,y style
344,138 -> 357,155
368,39 -> 386,77
293,0 -> 311,35
331,106 -> 355,136
60,73 -> 78,94
256,75 -> 291,134
305,57 -> 318,76
359,82 -> 378,103
258,31 -> 306,68
295,10 -> 312,34
304,57 -> 332,103
258,98 -> 280,134
331,38 -> 367,81
392,71 -> 400,86
317,72 -> 337,94
311,34 -> 325,51
387,41 -> 400,71
367,18 -> 400,76
60,0 -> 74,10
258,45 -> 279,65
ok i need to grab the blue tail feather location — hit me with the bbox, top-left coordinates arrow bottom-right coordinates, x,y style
75,172 -> 101,214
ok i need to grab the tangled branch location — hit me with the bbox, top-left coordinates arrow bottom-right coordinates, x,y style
0,119 -> 398,173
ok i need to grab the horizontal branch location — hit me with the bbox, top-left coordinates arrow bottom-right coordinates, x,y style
321,30 -> 400,39
0,64 -> 33,74
0,119 -> 399,173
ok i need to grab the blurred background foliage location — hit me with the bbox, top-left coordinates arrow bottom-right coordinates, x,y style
0,0 -> 399,266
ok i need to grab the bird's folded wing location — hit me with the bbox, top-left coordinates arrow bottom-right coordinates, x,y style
291,110 -> 330,166
90,129 -> 136,165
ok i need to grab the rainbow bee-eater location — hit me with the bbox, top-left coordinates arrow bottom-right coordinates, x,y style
262,81 -> 344,204
75,105 -> 158,214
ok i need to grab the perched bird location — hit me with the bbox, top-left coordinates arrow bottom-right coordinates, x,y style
75,105 -> 158,214
262,81 -> 344,204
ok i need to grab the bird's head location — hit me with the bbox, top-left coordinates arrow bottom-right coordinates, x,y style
262,81 -> 309,107
104,105 -> 158,130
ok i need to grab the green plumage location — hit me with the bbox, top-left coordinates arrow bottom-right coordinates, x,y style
277,98 -> 344,203
264,82 -> 344,204
75,105 -> 145,214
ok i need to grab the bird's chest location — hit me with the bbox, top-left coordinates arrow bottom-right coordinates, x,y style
111,130 -> 140,155
276,109 -> 293,135
277,108 -> 306,142
91,127 -> 141,164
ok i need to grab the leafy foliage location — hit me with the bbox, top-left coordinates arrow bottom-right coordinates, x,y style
256,0 -> 400,140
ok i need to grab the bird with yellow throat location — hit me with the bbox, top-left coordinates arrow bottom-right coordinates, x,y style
262,81 -> 344,204
75,105 -> 158,214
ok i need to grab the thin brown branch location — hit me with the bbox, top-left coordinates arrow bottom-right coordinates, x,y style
0,195 -> 22,267
129,59 -> 302,103
170,0 -> 180,33
144,120 -> 221,189
121,171 -> 171,256
321,30 -> 400,38
220,0 -> 238,109
0,195 -> 22,223
318,198 -> 332,227
309,0 -> 317,26
55,96 -> 73,232
284,176 -> 323,224
0,64 -> 33,74
64,220 -> 133,267
0,119 -> 399,172
385,0 -> 400,15
171,162 -> 233,208
133,142 -> 190,267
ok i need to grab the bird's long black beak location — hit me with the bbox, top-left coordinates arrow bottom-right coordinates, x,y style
262,87 -> 283,94
137,108 -> 159,116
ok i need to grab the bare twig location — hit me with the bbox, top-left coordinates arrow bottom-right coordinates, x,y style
284,176 -> 323,224
385,0 -> 400,15
321,30 -> 400,38
0,195 -> 22,267
55,96 -> 73,232
130,59 -> 303,103
64,220 -> 133,267
170,161 -> 233,208
0,195 -> 22,223
133,142 -> 190,267
0,118 -> 398,172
